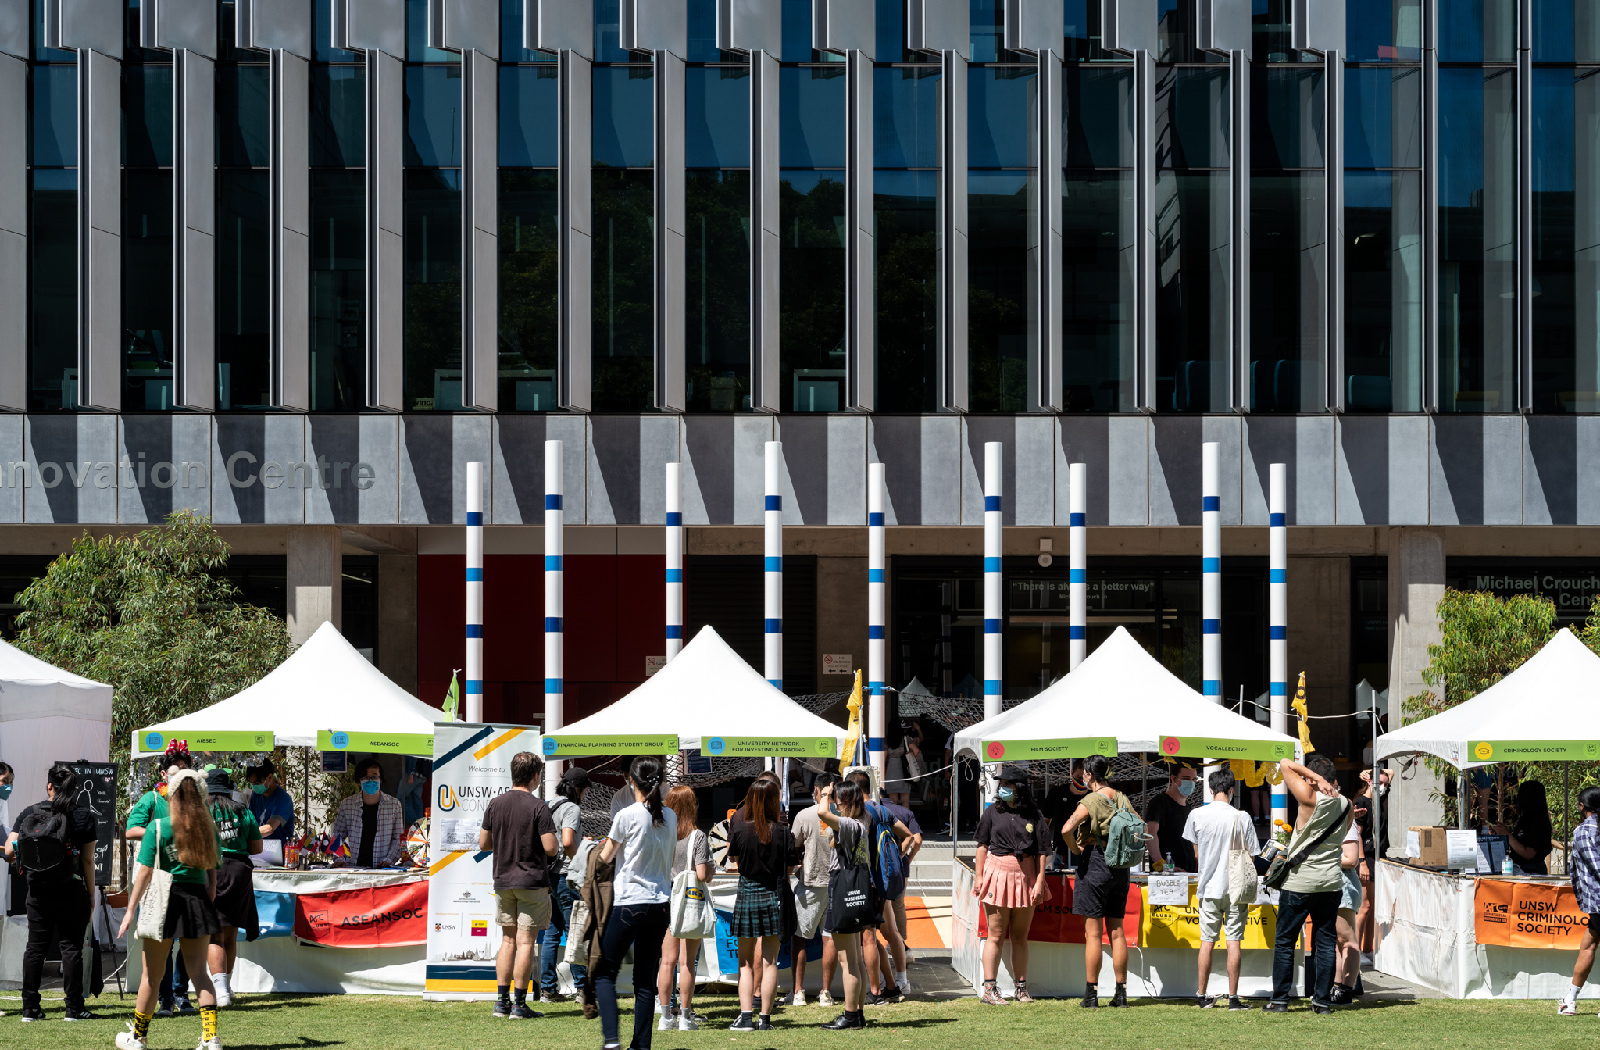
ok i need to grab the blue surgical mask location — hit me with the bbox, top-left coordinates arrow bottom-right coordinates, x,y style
361,779 -> 381,796
0,784 -> 11,800
1178,780 -> 1196,798
997,786 -> 1016,803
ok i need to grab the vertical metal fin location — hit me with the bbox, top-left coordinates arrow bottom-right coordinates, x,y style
654,48 -> 687,412
461,48 -> 500,411
748,49 -> 781,412
271,49 -> 311,410
366,49 -> 404,411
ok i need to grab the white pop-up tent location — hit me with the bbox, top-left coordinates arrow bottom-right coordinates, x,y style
544,626 -> 849,760
954,627 -> 1299,764
133,621 -> 448,758
1374,627 -> 1600,768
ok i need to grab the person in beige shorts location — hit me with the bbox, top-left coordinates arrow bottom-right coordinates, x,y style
479,752 -> 559,1017
496,887 -> 554,932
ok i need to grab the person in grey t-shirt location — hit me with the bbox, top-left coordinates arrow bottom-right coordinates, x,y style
538,768 -> 591,1001
787,773 -> 840,1007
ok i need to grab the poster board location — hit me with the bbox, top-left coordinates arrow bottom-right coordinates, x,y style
53,760 -> 118,886
423,722 -> 540,999
1473,878 -> 1592,949
1140,883 -> 1277,950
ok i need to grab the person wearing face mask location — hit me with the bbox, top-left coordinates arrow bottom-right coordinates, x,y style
1142,763 -> 1200,872
330,758 -> 406,868
0,760 -> 15,836
972,764 -> 1051,1005
244,759 -> 295,845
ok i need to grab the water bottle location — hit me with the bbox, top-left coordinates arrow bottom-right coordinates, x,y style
1500,851 -> 1513,876
1165,852 -> 1174,872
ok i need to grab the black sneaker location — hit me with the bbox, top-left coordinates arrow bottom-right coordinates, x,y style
1262,1001 -> 1289,1013
538,991 -> 568,1004
728,1013 -> 757,1031
20,1008 -> 45,1022
1196,995 -> 1216,1008
64,1008 -> 101,1021
880,984 -> 905,1004
1327,983 -> 1350,1005
864,991 -> 886,1007
509,1004 -> 542,1019
821,1011 -> 864,1030
492,1000 -> 511,1018
175,999 -> 198,1016
1227,996 -> 1248,1011
156,1002 -> 176,1019
1312,1003 -> 1335,1016
755,1017 -> 774,1031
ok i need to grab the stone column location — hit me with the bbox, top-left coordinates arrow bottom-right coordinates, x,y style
287,526 -> 342,644
378,553 -> 418,692
1286,555 -> 1351,753
1386,526 -> 1446,850
815,555 -> 868,701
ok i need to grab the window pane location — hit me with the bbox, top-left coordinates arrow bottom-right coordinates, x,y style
782,0 -> 816,62
1253,0 -> 1298,62
1063,171 -> 1136,412
875,66 -> 940,169
1345,0 -> 1424,62
1345,65 -> 1422,169
405,64 -> 463,167
403,169 -> 463,411
1346,171 -> 1423,412
1062,0 -> 1113,62
1439,68 -> 1517,412
217,170 -> 272,409
1533,0 -> 1600,62
28,170 -> 76,411
313,0 -> 363,62
1530,68 -> 1600,413
217,63 -> 271,167
1251,66 -> 1325,170
1065,64 -> 1132,169
406,0 -> 460,62
686,170 -> 752,410
124,63 -> 174,167
124,169 -> 175,411
780,66 -> 846,168
687,66 -> 750,169
1155,172 -> 1229,411
310,169 -> 367,410
969,66 -> 1036,169
687,0 -> 721,62
591,167 -> 656,411
500,0 -> 556,62
1250,173 -> 1325,412
875,170 -> 937,411
968,171 -> 1031,412
779,171 -> 846,411
501,65 -> 559,167
32,0 -> 76,60
1158,66 -> 1229,170
499,170 -> 559,410
1158,0 -> 1219,64
30,64 -> 76,167
1439,0 -> 1518,63
312,65 -> 367,167
595,0 -> 630,62
594,65 -> 655,168
970,0 -> 1004,64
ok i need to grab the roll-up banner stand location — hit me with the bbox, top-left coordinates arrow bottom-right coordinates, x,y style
423,722 -> 542,999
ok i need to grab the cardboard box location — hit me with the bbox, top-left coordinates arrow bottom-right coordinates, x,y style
1409,826 -> 1451,867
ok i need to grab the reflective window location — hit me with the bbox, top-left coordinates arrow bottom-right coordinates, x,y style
405,64 -> 463,167
594,65 -> 655,168
875,66 -> 941,168
123,170 -> 176,411
1346,171 -> 1423,412
1063,173 -> 1135,412
1533,0 -> 1600,62
1249,174 -> 1325,412
1251,66 -> 1325,170
1155,173 -> 1229,412
313,0 -> 363,62
687,66 -> 750,169
1346,0 -> 1425,62
968,171 -> 1032,412
312,65 -> 367,167
968,66 -> 1035,168
779,171 -> 846,411
780,66 -> 846,167
499,171 -> 559,410
217,63 -> 271,168
1439,0 -> 1518,64
123,63 -> 174,167
1439,68 -> 1517,412
501,0 -> 556,62
501,65 -> 559,167
32,0 -> 75,61
1065,64 -> 1132,168
875,170 -> 937,412
27,171 -> 76,411
216,171 -> 271,409
686,171 -> 752,410
406,0 -> 460,62
29,64 -> 76,167
687,0 -> 722,62
1158,66 -> 1229,171
592,168 -> 656,411
1345,66 -> 1422,169
595,0 -> 629,62
310,170 -> 367,411
1062,0 -> 1112,61
402,169 -> 464,410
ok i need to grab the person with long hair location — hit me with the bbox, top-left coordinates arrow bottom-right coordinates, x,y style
1058,754 -> 1134,1008
1497,779 -> 1555,875
125,743 -> 196,1015
118,769 -> 224,1050
3,766 -> 99,1020
204,769 -> 263,1008
540,766 -> 591,1004
595,757 -> 676,1050
656,786 -> 711,1031
728,778 -> 795,1030
814,780 -> 877,1030
972,764 -> 1051,1004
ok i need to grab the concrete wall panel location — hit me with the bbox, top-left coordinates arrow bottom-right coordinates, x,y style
399,414 -> 491,524
491,415 -> 587,525
24,415 -> 118,524
0,414 -> 24,523
304,414 -> 399,525
825,414 -> 867,525
1244,415 -> 1335,525
1150,416 -> 1239,526
119,414 -> 211,523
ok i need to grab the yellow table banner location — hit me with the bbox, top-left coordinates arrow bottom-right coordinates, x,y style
1140,884 -> 1277,950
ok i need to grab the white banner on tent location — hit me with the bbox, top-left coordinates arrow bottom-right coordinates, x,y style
423,722 -> 540,1000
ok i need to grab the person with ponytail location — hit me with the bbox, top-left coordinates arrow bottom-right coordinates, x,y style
595,757 -> 676,1050
118,769 -> 224,1050
5,765 -> 98,1020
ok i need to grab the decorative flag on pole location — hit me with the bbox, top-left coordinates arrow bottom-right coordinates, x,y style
1292,671 -> 1315,754
840,669 -> 863,765
442,671 -> 461,721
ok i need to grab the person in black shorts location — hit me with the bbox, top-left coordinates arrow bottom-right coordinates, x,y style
1057,754 -> 1134,1009
206,769 -> 263,1007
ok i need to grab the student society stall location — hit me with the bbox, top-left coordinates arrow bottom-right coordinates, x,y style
1373,628 -> 1600,999
950,628 -> 1302,998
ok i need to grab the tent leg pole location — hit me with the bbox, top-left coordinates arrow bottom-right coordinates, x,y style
304,748 -> 311,839
1564,764 -> 1570,862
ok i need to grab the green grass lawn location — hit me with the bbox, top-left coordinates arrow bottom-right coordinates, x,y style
6,990 -> 1600,1049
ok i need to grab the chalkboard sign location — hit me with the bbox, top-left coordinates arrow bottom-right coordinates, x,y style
52,761 -> 119,887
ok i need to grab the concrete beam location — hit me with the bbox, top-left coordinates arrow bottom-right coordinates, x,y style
1386,525 -> 1446,847
287,525 -> 342,643
378,553 -> 417,692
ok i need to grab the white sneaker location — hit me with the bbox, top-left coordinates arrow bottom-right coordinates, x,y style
657,1009 -> 677,1031
677,1013 -> 700,1031
1558,1000 -> 1577,1016
213,974 -> 232,1008
896,973 -> 911,995
116,1027 -> 148,1050
788,991 -> 806,1007
816,990 -> 836,1007
198,1039 -> 223,1050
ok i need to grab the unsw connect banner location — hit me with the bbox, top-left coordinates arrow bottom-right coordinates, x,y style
292,879 -> 429,948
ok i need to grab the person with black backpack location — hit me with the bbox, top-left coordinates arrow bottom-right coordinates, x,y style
3,765 -> 100,1021
539,766 -> 590,1004
1058,754 -> 1140,1009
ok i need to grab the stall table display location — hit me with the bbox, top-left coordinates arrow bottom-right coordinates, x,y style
1373,859 -> 1600,999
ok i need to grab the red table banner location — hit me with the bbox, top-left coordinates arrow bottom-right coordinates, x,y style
293,879 -> 430,948
1474,877 -> 1593,949
976,873 -> 1142,946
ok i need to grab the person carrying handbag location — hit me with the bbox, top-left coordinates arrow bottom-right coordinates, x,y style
1180,767 -> 1260,1010
657,786 -> 714,1031
1265,756 -> 1352,1014
814,780 -> 879,1031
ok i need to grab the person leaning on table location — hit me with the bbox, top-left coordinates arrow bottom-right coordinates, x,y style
330,757 -> 406,868
1558,784 -> 1600,1016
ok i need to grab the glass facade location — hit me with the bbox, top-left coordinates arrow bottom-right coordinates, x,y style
10,0 -> 1596,417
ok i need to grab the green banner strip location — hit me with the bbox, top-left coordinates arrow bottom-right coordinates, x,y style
1157,735 -> 1294,762
979,738 -> 1118,762
541,734 -> 679,756
1467,740 -> 1600,763
317,730 -> 436,755
702,736 -> 838,758
138,730 -> 275,753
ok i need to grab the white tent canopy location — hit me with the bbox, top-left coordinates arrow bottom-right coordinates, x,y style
1374,627 -> 1600,768
954,627 -> 1298,763
0,637 -> 114,816
133,622 -> 447,757
547,626 -> 849,756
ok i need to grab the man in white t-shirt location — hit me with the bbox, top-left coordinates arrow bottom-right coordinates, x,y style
1182,767 -> 1260,1009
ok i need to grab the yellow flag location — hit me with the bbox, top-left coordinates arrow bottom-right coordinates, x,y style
839,669 -> 863,764
1231,759 -> 1265,787
1291,671 -> 1315,754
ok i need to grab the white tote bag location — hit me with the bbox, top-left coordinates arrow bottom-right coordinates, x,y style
134,821 -> 174,942
1225,813 -> 1259,905
668,831 -> 717,939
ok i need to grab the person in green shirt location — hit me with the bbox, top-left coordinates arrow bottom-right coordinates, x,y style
125,742 -> 194,1015
118,769 -> 225,1050
205,769 -> 262,1008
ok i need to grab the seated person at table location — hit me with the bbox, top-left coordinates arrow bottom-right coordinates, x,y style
246,759 -> 295,844
331,757 -> 406,868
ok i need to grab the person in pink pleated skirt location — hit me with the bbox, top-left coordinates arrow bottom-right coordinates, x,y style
972,763 -> 1053,1004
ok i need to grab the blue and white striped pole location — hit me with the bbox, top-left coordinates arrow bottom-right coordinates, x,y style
1202,442 -> 1221,702
764,441 -> 782,691
665,462 -> 683,661
1069,462 -> 1087,670
983,442 -> 1002,801
868,462 -> 886,783
465,461 -> 484,723
545,440 -> 564,790
1269,462 -> 1288,823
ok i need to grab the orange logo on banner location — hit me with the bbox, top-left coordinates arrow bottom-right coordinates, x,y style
1474,878 -> 1593,949
293,879 -> 430,948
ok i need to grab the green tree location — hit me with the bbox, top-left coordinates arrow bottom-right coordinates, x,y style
12,511 -> 292,780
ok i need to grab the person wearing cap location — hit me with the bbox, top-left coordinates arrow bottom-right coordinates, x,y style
972,763 -> 1052,1005
205,769 -> 263,1008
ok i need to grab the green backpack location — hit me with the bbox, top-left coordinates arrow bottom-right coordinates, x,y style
1099,793 -> 1149,870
